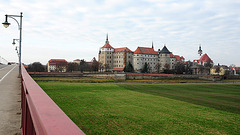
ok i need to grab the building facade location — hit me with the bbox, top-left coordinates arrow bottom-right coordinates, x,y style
98,35 -> 184,73
48,59 -> 68,72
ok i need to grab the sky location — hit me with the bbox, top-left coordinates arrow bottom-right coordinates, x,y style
0,0 -> 240,66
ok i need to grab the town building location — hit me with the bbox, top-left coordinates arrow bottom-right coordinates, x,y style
98,35 -> 184,73
232,67 -> 240,75
211,65 -> 230,75
48,59 -> 68,72
73,59 -> 81,65
191,46 -> 214,75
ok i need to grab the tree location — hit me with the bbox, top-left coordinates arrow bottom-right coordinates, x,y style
215,66 -> 221,75
91,57 -> 99,72
27,62 -> 45,72
67,62 -> 78,72
104,64 -> 110,72
163,63 -> 171,74
185,61 -> 193,74
124,61 -> 134,72
98,62 -> 104,72
141,62 -> 150,73
204,59 -> 213,68
79,59 -> 87,73
175,62 -> 185,74
154,63 -> 161,73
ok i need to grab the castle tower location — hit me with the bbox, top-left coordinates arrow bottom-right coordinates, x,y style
159,45 -> 171,70
98,34 -> 114,72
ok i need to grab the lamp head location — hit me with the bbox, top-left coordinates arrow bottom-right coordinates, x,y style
2,15 -> 10,28
2,21 -> 10,28
12,39 -> 16,45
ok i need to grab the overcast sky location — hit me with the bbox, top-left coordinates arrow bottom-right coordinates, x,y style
0,0 -> 240,66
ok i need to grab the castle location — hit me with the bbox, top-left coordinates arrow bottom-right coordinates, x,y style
98,35 -> 184,73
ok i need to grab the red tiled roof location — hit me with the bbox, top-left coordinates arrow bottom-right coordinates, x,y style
74,59 -> 81,61
112,68 -> 124,71
48,59 -> 68,66
193,53 -> 213,64
232,67 -> 240,71
114,47 -> 133,53
170,52 -> 185,61
133,47 -> 158,55
102,42 -> 114,49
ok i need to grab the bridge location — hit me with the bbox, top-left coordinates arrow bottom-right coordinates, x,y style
0,64 -> 85,135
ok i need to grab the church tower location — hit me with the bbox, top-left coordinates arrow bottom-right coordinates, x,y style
198,45 -> 202,57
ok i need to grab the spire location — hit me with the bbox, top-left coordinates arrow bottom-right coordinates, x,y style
198,44 -> 202,56
152,41 -> 154,49
106,33 -> 109,43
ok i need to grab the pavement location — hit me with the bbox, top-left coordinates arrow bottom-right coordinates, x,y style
0,65 -> 21,135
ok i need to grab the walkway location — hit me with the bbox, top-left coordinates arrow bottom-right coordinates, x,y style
0,65 -> 21,135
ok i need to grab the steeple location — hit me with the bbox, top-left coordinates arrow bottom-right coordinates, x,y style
152,41 -> 154,49
198,44 -> 202,56
106,33 -> 109,43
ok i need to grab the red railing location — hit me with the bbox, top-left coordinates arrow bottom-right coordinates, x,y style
21,65 -> 85,135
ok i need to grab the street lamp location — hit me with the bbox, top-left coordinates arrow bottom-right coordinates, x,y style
12,39 -> 19,46
2,12 -> 23,78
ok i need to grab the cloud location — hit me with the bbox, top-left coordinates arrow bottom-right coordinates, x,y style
0,0 -> 239,65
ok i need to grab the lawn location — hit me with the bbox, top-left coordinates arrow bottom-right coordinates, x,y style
38,82 -> 240,135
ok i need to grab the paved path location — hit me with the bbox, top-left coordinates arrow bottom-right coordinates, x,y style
0,65 -> 21,135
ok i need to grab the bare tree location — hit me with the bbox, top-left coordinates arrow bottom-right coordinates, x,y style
99,62 -> 104,72
215,66 -> 221,75
154,63 -> 161,73
104,64 -> 110,72
67,62 -> 78,72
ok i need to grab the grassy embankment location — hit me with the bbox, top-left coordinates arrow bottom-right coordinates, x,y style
33,77 -> 240,83
38,81 -> 240,135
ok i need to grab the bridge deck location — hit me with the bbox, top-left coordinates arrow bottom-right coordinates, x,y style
0,65 -> 21,135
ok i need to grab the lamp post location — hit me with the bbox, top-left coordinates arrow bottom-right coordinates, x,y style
2,12 -> 23,78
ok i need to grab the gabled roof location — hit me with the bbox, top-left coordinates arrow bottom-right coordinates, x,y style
170,52 -> 185,61
133,47 -> 158,55
114,47 -> 133,53
159,46 -> 170,54
193,53 -> 213,64
199,53 -> 213,63
48,59 -> 68,66
74,59 -> 81,61
232,67 -> 240,71
101,42 -> 114,49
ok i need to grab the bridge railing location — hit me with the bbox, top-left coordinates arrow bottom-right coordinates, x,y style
21,65 -> 85,135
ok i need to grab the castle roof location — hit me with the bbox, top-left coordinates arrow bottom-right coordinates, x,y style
134,47 -> 158,55
48,59 -> 68,66
114,47 -> 133,53
159,46 -> 170,54
193,53 -> 213,64
170,52 -> 185,61
101,42 -> 114,49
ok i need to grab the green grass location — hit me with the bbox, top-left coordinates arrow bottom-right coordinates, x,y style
33,77 -> 115,83
38,82 -> 240,135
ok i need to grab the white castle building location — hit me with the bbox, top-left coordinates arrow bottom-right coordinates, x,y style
98,35 -> 184,72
